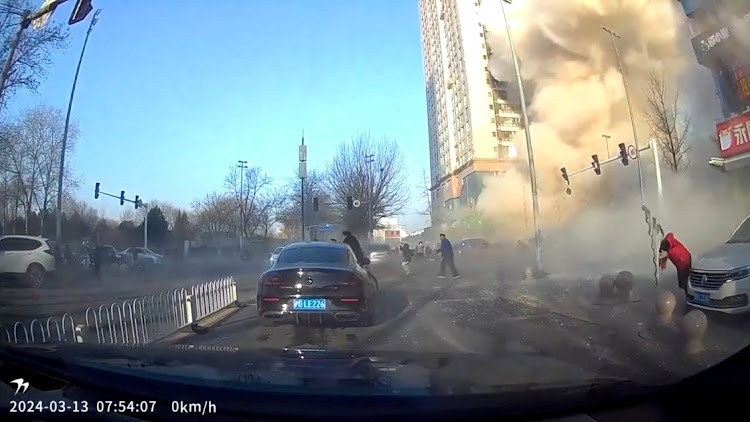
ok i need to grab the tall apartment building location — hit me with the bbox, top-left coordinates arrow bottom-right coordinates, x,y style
418,0 -> 521,227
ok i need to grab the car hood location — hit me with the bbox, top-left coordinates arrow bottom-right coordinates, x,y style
693,242 -> 750,271
0,343 -> 643,397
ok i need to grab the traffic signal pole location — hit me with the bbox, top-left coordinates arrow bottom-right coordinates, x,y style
93,183 -> 148,248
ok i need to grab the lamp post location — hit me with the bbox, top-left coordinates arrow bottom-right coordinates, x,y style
56,8 -> 101,245
500,0 -> 543,275
365,154 -> 375,242
299,133 -> 307,241
602,25 -> 645,206
237,160 -> 247,251
601,134 -> 611,158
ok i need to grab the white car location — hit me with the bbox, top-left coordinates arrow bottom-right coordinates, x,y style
269,247 -> 284,266
368,244 -> 393,264
123,247 -> 164,265
687,215 -> 750,314
0,235 -> 56,287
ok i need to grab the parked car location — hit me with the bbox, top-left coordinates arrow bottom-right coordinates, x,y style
456,237 -> 489,255
123,247 -> 164,266
0,235 -> 56,287
257,242 -> 377,326
687,215 -> 750,314
269,247 -> 285,266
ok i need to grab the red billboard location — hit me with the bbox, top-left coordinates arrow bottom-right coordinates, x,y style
717,111 -> 750,158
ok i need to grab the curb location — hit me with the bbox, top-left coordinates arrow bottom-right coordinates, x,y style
150,303 -> 242,345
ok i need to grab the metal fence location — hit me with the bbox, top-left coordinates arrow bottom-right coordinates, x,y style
0,276 -> 237,346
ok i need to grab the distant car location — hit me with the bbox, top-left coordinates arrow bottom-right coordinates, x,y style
457,237 -> 489,255
269,246 -> 284,266
0,235 -> 56,287
123,247 -> 164,265
367,243 -> 393,264
257,242 -> 377,326
687,215 -> 750,314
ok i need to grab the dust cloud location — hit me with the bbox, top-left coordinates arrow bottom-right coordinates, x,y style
470,0 -> 750,276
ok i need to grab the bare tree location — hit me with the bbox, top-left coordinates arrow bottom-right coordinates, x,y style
224,165 -> 272,238
324,132 -> 409,234
279,168 -> 334,239
148,200 -> 182,230
0,0 -> 69,110
643,71 -> 691,172
22,105 -> 78,233
191,191 -> 235,237
119,208 -> 134,223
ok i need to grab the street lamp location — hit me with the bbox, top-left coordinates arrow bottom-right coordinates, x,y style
500,0 -> 543,275
365,154 -> 375,242
237,160 -> 248,251
56,8 -> 101,246
602,25 -> 645,206
601,134 -> 611,158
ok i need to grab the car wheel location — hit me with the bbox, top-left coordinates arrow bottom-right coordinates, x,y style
25,263 -> 46,288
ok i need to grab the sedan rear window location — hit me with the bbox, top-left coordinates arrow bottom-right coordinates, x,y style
369,244 -> 391,252
276,247 -> 349,265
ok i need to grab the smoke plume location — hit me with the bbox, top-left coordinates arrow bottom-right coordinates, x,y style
472,0 -> 750,275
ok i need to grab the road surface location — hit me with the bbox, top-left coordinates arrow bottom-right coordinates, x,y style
169,253 -> 750,386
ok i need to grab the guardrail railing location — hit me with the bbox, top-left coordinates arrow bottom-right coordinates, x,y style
0,276 -> 237,346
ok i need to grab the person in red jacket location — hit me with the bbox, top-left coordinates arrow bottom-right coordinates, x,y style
659,232 -> 692,292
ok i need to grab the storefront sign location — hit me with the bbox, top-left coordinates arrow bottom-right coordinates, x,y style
734,65 -> 750,101
692,12 -> 750,66
717,111 -> 750,158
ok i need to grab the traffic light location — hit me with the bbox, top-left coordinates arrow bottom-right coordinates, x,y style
120,190 -> 125,206
346,196 -> 353,211
134,195 -> 140,209
69,0 -> 93,25
94,182 -> 100,199
591,154 -> 601,175
618,143 -> 629,166
313,197 -> 319,212
560,167 -> 569,185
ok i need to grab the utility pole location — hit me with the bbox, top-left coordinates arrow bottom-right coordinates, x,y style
237,160 -> 247,251
299,133 -> 307,241
56,8 -> 101,245
602,25 -> 645,206
501,0 -> 543,275
601,134 -> 611,158
365,154 -> 374,242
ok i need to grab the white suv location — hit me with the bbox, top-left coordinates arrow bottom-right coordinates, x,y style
687,215 -> 750,314
0,235 -> 56,287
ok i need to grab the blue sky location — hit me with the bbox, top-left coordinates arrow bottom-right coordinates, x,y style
8,0 -> 431,232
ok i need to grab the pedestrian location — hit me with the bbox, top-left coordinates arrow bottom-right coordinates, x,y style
436,233 -> 460,279
415,241 -> 425,261
342,230 -> 366,265
401,243 -> 415,275
659,232 -> 692,293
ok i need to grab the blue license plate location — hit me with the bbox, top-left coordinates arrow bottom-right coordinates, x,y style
293,298 -> 326,310
694,292 -> 711,305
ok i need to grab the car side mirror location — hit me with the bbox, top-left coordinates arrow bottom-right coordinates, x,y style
361,257 -> 371,265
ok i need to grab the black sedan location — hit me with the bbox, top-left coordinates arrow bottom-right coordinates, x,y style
256,242 -> 377,326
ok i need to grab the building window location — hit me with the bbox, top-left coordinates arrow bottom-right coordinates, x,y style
489,104 -> 493,110
483,55 -> 487,60
491,118 -> 495,123
480,32 -> 484,38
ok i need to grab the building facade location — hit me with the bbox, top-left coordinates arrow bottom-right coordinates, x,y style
678,0 -> 750,170
418,0 -> 521,227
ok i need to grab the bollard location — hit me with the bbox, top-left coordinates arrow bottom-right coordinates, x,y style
614,270 -> 635,300
185,294 -> 194,325
599,275 -> 615,298
680,309 -> 707,355
654,289 -> 676,325
75,324 -> 85,343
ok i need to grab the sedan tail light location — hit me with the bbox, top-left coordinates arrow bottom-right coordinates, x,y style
267,275 -> 283,283
44,249 -> 55,256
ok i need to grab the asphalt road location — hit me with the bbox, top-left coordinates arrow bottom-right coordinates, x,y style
0,256 -> 263,326
171,253 -> 750,386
